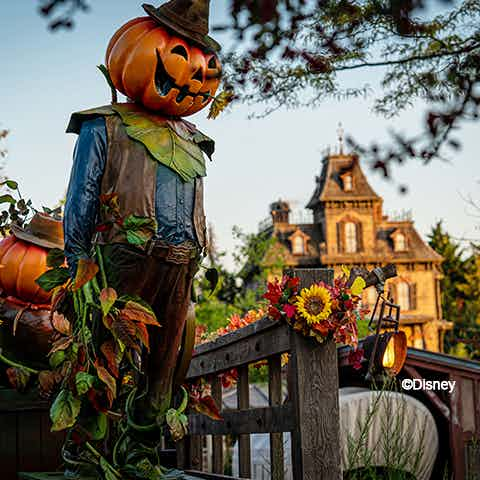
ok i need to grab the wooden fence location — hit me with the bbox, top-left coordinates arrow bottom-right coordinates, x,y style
178,268 -> 342,480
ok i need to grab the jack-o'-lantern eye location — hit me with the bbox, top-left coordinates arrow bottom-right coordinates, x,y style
171,45 -> 188,60
208,57 -> 216,69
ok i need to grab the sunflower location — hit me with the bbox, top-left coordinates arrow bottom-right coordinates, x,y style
295,284 -> 332,325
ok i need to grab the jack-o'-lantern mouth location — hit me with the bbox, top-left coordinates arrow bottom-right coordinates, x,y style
155,51 -> 212,104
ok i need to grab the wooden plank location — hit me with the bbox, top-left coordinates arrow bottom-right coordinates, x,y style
0,389 -> 49,412
237,366 -> 251,479
187,323 -> 291,380
190,435 -> 204,472
193,317 -> 280,356
0,412 -> 17,480
211,377 -> 223,474
268,354 -> 284,480
188,405 -> 295,435
287,268 -> 341,480
40,412 -> 64,471
17,411 -> 43,473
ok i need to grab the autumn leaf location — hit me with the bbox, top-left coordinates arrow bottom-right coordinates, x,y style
100,340 -> 123,378
49,336 -> 73,355
135,322 -> 150,351
72,258 -> 99,291
100,287 -> 117,317
38,370 -> 62,398
111,317 -> 138,350
351,277 -> 366,296
52,311 -> 72,336
94,360 -> 117,406
208,90 -> 235,120
166,408 -> 188,442
120,301 -> 160,326
6,367 -> 30,392
50,389 -> 81,431
190,395 -> 223,421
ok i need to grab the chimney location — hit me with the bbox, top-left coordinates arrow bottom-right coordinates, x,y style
270,199 -> 290,226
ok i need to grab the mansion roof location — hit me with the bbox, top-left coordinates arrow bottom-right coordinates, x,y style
266,153 -> 442,266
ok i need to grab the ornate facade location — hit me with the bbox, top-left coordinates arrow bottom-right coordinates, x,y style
261,152 -> 452,352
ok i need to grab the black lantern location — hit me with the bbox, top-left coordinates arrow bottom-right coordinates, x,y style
363,268 -> 407,379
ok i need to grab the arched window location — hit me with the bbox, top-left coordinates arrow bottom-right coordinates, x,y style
397,282 -> 410,310
292,235 -> 305,255
345,222 -> 357,253
395,233 -> 407,252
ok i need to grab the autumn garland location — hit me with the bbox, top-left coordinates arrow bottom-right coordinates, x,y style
263,267 -> 368,348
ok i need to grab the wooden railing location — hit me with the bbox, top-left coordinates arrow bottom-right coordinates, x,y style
178,268 -> 341,480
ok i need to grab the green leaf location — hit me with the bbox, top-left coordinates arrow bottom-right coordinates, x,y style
84,412 -> 107,441
0,194 -> 15,205
112,104 -> 208,182
75,371 -> 96,396
121,215 -> 157,246
100,287 -> 117,317
166,408 -> 188,442
50,389 -> 81,432
46,248 -> 65,268
0,180 -> 18,190
36,267 -> 70,291
100,457 -> 121,480
49,350 -> 65,369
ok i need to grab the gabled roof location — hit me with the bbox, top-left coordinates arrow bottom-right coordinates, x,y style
307,154 -> 381,208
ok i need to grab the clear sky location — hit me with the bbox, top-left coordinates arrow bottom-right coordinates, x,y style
0,1 -> 478,269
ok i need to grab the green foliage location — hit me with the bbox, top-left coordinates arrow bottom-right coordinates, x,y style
428,222 -> 480,358
50,388 -> 82,432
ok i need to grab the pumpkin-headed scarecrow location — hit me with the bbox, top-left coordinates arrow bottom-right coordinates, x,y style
61,0 -> 221,475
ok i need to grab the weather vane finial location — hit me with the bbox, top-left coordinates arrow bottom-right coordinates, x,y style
337,122 -> 344,155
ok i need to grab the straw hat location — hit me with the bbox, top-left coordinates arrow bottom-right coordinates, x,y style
142,0 -> 221,52
11,213 -> 64,250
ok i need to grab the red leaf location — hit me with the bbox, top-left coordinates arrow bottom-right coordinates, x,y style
120,301 -> 160,327
111,317 -> 138,350
72,259 -> 99,291
6,367 -> 30,392
135,322 -> 150,351
103,314 -> 114,330
38,370 -> 62,398
100,287 -> 117,317
94,360 -> 117,407
191,395 -> 223,421
100,340 -> 123,378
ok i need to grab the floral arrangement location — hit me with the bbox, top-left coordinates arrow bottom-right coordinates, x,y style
263,266 -> 369,349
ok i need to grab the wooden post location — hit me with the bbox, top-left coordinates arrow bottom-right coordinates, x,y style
237,365 -> 251,478
211,376 -> 224,474
268,354 -> 284,480
287,268 -> 341,480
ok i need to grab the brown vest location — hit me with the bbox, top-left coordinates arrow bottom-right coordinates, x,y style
97,115 -> 207,249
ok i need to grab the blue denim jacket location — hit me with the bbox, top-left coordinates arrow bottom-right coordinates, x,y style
64,118 -> 197,273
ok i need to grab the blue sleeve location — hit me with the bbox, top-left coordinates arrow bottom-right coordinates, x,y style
64,117 -> 107,275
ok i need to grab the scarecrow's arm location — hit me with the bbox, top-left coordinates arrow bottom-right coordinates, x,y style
64,118 -> 107,276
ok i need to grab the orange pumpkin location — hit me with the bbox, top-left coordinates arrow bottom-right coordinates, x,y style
106,17 -> 222,117
0,235 -> 52,304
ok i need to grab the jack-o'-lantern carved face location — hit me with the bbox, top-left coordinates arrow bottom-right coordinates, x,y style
106,17 -> 222,117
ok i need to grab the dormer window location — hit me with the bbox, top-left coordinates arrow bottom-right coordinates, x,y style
289,229 -> 311,256
341,172 -> 353,192
391,230 -> 408,252
292,235 -> 305,255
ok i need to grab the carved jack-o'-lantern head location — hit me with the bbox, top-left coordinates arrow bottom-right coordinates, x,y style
106,8 -> 222,117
